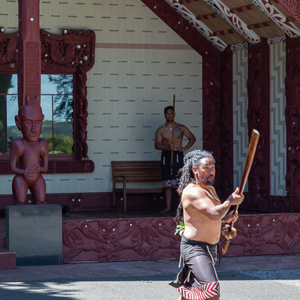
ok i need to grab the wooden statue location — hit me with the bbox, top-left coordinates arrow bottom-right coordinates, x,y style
10,105 -> 48,205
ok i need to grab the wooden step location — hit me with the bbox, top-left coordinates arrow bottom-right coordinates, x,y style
0,249 -> 16,270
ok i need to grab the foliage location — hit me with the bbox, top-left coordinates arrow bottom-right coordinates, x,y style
7,121 -> 74,154
41,120 -> 73,137
44,133 -> 73,154
48,75 -> 73,122
0,75 -> 13,154
175,221 -> 185,237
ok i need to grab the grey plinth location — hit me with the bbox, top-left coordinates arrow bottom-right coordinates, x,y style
6,205 -> 62,266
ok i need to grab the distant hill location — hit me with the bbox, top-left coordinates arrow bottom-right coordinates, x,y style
40,120 -> 73,138
7,120 -> 73,154
7,120 -> 73,140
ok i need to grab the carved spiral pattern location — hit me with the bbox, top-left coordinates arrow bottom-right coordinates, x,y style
282,0 -> 300,23
289,1 -> 300,16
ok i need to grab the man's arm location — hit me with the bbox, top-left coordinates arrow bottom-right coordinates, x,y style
186,187 -> 243,221
222,210 -> 239,223
154,127 -> 172,151
178,126 -> 196,152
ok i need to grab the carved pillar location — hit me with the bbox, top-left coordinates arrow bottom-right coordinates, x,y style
220,47 -> 233,199
18,0 -> 41,107
76,69 -> 89,160
202,50 -> 223,193
285,36 -> 300,212
246,39 -> 271,212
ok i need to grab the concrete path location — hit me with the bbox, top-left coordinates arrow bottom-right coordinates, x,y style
0,254 -> 299,299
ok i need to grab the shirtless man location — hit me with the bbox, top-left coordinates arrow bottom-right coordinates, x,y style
155,106 -> 196,213
10,105 -> 49,205
170,150 -> 244,300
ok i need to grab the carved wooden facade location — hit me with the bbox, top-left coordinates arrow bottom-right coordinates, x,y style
1,0 -> 300,215
143,0 -> 300,214
61,214 -> 300,263
0,28 -> 95,173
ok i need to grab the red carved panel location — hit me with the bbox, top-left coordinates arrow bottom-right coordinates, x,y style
75,69 -> 89,159
40,29 -> 95,73
61,214 -> 300,263
278,0 -> 300,23
0,28 -> 18,70
285,36 -> 300,212
246,39 -> 272,212
62,217 -> 180,263
0,29 -> 95,73
220,213 -> 300,256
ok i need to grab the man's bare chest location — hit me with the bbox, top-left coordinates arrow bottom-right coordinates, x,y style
162,125 -> 183,139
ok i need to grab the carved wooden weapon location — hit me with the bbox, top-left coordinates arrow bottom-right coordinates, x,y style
221,129 -> 260,254
170,95 -> 175,176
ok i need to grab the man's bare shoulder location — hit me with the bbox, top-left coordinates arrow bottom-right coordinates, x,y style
156,124 -> 167,133
182,183 -> 215,210
182,183 -> 205,200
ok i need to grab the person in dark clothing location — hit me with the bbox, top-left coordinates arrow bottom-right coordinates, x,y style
155,106 -> 196,213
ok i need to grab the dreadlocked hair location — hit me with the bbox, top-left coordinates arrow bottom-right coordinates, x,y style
175,149 -> 215,220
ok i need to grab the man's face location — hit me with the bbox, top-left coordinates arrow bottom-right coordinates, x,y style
195,157 -> 215,185
164,109 -> 174,123
18,106 -> 44,142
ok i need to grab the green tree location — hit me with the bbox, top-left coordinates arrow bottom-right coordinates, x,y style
48,75 -> 73,122
0,74 -> 13,154
45,133 -> 73,154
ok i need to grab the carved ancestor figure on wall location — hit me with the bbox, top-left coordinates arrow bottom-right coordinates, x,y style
10,105 -> 49,205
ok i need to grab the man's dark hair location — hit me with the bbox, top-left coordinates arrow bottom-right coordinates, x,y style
164,106 -> 173,114
175,149 -> 215,219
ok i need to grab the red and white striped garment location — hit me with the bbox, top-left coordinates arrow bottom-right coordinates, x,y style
178,281 -> 220,300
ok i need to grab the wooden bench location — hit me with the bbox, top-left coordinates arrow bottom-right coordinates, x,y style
112,161 -> 163,213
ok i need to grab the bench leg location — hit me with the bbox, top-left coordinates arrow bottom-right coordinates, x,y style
112,191 -> 116,210
124,191 -> 127,214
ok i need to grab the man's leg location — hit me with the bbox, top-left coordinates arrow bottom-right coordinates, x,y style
160,187 -> 172,213
177,296 -> 186,300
